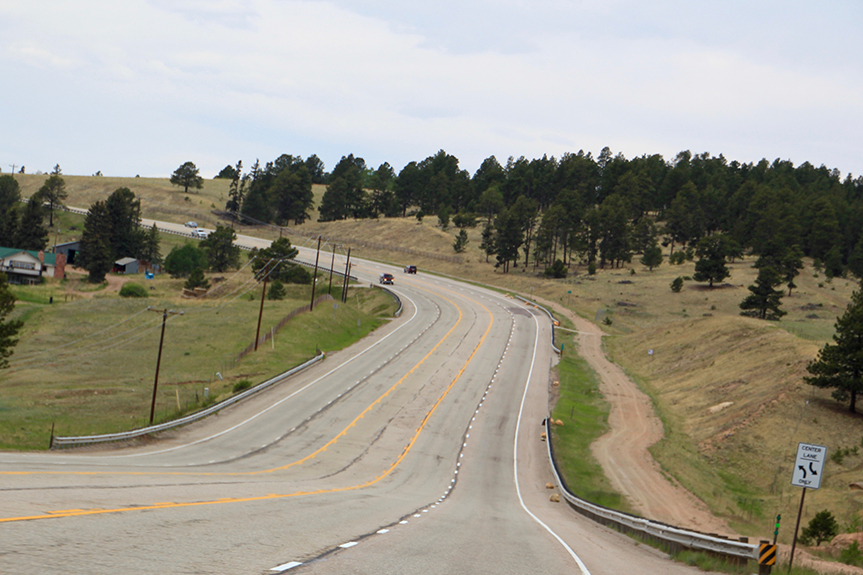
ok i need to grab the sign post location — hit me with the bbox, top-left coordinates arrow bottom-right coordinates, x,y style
789,442 -> 827,571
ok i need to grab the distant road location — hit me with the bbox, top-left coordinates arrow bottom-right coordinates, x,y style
0,217 -> 707,574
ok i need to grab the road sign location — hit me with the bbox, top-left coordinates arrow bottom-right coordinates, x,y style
759,542 -> 777,565
791,442 -> 827,489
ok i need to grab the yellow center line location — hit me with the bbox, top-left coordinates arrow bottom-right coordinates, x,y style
1,292 -> 495,524
3,291 -> 463,479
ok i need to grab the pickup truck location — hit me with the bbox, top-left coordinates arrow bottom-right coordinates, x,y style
379,273 -> 394,285
403,265 -> 417,274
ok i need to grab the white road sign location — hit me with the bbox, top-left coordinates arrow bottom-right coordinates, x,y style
791,442 -> 827,489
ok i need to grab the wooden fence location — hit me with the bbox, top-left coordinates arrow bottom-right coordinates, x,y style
237,293 -> 334,360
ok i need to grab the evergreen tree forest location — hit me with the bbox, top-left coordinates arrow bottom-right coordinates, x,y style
224,148 -> 863,279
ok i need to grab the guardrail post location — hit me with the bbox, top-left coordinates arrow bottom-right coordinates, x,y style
759,540 -> 772,575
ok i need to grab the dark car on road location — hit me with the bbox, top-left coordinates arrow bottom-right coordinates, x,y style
379,273 -> 394,285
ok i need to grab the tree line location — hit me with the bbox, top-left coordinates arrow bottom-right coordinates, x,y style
217,148 -> 863,281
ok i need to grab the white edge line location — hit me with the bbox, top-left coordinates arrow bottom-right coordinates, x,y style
513,310 -> 591,575
98,291 -> 422,458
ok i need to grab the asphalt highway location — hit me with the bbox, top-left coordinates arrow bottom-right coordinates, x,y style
0,222 -> 711,574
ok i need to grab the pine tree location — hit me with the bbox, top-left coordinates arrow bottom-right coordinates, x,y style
493,208 -> 523,273
139,224 -> 162,265
0,206 -> 18,247
0,272 -> 23,369
806,284 -> 863,413
225,161 -> 245,214
640,244 -> 663,271
739,266 -> 786,320
184,268 -> 210,291
77,201 -> 114,283
199,225 -> 240,272
16,199 -> 48,251
318,178 -> 349,221
480,221 -> 495,263
453,229 -> 469,253
105,187 -> 141,259
170,161 -> 203,194
33,164 -> 67,227
801,510 -> 839,546
693,234 -> 731,287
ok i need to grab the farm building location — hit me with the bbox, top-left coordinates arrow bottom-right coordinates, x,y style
54,241 -> 80,266
113,257 -> 140,275
0,248 -> 66,284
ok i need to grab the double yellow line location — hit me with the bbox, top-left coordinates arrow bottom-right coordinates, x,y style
1,287 -> 495,523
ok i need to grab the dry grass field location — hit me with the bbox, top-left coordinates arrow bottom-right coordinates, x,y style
1,261 -> 394,449
8,173 -> 863,542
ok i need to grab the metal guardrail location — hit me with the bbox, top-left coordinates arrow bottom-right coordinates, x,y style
373,284 -> 403,317
513,295 -> 561,355
545,419 -> 756,561
290,257 -> 356,282
528,292 -> 759,562
51,352 -> 326,448
63,206 -> 88,216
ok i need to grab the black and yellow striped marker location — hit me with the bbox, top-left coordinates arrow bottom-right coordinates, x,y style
759,542 -> 777,565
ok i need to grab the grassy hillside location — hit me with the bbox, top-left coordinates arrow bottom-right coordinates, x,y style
14,172 -> 327,237
0,265 -> 394,450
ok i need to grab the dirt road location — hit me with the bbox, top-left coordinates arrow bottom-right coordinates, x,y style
540,298 -> 734,535
538,297 -> 863,574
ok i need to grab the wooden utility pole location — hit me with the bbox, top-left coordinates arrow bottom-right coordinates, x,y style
147,307 -> 183,425
341,248 -> 352,303
255,264 -> 269,352
310,235 -> 322,310
327,244 -> 338,296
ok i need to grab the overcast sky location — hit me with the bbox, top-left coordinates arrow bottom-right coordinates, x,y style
2,1 -> 862,180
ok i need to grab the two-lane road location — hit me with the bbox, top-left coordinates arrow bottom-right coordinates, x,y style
1,223 -> 710,574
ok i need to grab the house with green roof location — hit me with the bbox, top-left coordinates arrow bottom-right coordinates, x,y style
0,247 -> 66,284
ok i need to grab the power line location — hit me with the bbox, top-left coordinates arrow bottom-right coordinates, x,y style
8,307 -> 153,363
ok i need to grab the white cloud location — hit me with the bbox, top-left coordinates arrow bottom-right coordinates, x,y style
0,0 -> 861,177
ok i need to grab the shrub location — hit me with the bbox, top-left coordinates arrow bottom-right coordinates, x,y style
671,277 -> 684,292
283,264 -> 311,284
184,268 -> 210,291
544,259 -> 568,279
437,205 -> 451,229
452,211 -> 477,228
268,279 -> 286,300
232,379 -> 252,393
119,283 -> 148,298
801,510 -> 838,546
588,262 -> 597,275
840,541 -> 863,567
669,251 -> 687,265
164,243 -> 207,278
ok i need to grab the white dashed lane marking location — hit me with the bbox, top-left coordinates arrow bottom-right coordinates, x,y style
268,290 -> 521,572
270,561 -> 302,572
